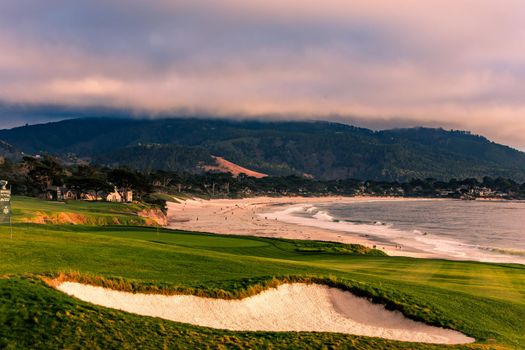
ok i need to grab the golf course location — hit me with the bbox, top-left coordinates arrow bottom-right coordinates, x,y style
1,197 -> 524,349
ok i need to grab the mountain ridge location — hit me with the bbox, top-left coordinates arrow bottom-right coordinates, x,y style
1,117 -> 525,181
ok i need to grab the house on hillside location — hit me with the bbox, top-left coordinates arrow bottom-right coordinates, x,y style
106,187 -> 133,203
80,190 -> 103,201
45,186 -> 133,203
106,187 -> 122,202
122,188 -> 133,203
45,186 -> 77,201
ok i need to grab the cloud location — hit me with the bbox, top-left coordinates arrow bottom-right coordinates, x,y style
0,1 -> 525,148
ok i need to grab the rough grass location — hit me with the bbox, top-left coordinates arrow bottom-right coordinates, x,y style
289,239 -> 386,256
148,192 -> 179,203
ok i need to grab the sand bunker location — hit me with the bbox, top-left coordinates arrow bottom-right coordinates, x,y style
57,282 -> 473,344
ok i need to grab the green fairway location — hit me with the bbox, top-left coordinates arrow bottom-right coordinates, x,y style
0,198 -> 524,349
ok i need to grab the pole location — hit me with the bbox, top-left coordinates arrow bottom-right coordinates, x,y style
7,184 -> 12,240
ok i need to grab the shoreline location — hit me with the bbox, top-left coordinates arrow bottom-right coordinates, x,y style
167,196 -> 438,258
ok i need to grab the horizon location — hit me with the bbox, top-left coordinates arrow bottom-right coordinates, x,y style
1,1 -> 525,149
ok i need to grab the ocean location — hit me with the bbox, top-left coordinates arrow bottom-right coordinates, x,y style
275,199 -> 525,264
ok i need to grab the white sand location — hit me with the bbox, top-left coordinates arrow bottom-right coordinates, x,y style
57,282 -> 473,344
167,196 -> 437,258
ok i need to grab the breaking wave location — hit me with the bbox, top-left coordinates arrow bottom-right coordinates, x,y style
263,203 -> 525,265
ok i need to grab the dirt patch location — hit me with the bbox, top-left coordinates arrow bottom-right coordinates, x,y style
203,156 -> 268,178
138,208 -> 168,226
26,212 -> 89,225
27,212 -> 49,224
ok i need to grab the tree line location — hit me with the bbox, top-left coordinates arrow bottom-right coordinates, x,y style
1,156 -> 525,204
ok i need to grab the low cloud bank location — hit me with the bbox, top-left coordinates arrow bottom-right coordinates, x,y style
1,1 -> 524,148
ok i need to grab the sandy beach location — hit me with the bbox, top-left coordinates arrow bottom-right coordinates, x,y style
167,196 -> 437,258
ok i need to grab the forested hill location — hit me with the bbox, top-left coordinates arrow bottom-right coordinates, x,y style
1,117 -> 525,181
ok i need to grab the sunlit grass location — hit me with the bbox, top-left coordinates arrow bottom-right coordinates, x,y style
0,197 -> 524,348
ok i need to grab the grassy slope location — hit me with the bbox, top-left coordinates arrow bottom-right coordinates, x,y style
0,198 -> 524,349
11,196 -> 158,226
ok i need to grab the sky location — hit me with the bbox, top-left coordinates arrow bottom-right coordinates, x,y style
1,1 -> 525,148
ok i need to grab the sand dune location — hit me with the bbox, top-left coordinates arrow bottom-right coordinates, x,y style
57,282 -> 474,344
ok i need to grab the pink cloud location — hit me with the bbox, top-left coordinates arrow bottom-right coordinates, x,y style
0,1 -> 524,148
